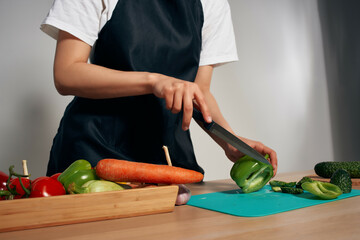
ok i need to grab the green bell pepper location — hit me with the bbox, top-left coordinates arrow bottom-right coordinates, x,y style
230,154 -> 273,193
64,169 -> 99,193
301,181 -> 342,200
58,159 -> 99,193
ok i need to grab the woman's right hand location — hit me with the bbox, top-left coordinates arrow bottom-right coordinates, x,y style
150,73 -> 212,131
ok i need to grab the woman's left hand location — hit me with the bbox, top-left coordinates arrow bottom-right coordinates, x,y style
225,136 -> 278,176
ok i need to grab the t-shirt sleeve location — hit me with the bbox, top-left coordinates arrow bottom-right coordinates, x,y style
40,0 -> 104,46
199,0 -> 239,67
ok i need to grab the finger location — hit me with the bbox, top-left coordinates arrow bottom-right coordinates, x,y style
262,145 -> 278,176
194,91 -> 212,123
171,86 -> 183,114
182,87 -> 193,131
164,87 -> 174,110
269,150 -> 278,176
251,142 -> 277,175
252,142 -> 265,155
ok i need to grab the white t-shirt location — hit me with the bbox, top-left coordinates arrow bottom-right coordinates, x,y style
41,0 -> 238,66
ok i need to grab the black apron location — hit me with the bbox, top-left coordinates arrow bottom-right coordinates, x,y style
47,0 -> 204,176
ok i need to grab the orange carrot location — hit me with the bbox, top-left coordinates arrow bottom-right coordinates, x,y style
96,159 -> 204,184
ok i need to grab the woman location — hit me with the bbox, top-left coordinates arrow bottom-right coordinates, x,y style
41,0 -> 277,177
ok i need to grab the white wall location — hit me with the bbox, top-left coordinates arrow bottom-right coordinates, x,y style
0,0 -> 333,180
193,0 -> 333,180
0,0 -> 72,177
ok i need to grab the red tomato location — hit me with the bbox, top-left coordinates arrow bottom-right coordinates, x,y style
0,171 -> 11,191
0,171 -> 12,200
50,173 -> 62,181
8,178 -> 31,199
29,177 -> 66,198
31,176 -> 47,185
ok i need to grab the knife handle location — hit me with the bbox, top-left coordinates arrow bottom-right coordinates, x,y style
192,108 -> 214,130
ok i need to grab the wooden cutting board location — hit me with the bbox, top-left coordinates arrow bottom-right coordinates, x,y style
0,185 -> 178,233
307,175 -> 360,186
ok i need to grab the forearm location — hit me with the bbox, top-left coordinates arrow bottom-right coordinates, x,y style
194,66 -> 277,171
54,30 -> 159,99
54,62 -> 156,99
194,65 -> 234,150
202,91 -> 234,150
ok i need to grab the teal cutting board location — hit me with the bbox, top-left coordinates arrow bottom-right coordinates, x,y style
187,185 -> 360,217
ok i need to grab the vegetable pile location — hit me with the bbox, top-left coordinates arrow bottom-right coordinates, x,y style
0,165 -> 65,200
0,158 -> 203,202
268,161 -> 357,200
269,178 -> 342,199
230,156 -> 356,200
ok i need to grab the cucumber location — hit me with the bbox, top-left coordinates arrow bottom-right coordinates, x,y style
314,161 -> 360,178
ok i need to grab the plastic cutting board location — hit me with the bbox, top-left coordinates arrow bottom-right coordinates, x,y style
187,185 -> 360,217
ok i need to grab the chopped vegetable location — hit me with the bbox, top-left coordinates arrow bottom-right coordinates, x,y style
230,154 -> 273,193
280,187 -> 303,194
271,186 -> 282,192
269,180 -> 296,188
296,177 -> 314,189
301,181 -> 342,199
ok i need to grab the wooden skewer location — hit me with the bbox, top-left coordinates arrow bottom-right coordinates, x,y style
162,146 -> 172,166
22,160 -> 29,179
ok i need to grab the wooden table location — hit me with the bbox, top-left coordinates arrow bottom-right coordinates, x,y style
1,170 -> 359,240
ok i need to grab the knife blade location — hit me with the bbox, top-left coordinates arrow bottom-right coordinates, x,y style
192,108 -> 271,166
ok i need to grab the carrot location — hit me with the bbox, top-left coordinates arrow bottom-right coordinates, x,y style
95,159 -> 204,184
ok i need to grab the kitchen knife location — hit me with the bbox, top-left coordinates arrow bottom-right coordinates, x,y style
192,108 -> 271,166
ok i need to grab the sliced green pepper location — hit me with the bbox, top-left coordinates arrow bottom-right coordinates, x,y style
58,159 -> 99,193
271,186 -> 282,192
301,181 -> 342,199
230,154 -> 273,193
296,177 -> 314,189
280,187 -> 303,194
269,180 -> 297,188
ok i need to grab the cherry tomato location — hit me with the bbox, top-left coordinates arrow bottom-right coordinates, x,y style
29,177 -> 66,198
31,176 -> 47,185
0,171 -> 12,200
8,178 -> 31,199
0,171 -> 11,191
50,173 -> 62,181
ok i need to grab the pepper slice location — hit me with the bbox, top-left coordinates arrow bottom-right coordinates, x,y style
230,154 -> 273,193
269,180 -> 297,188
301,181 -> 342,199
